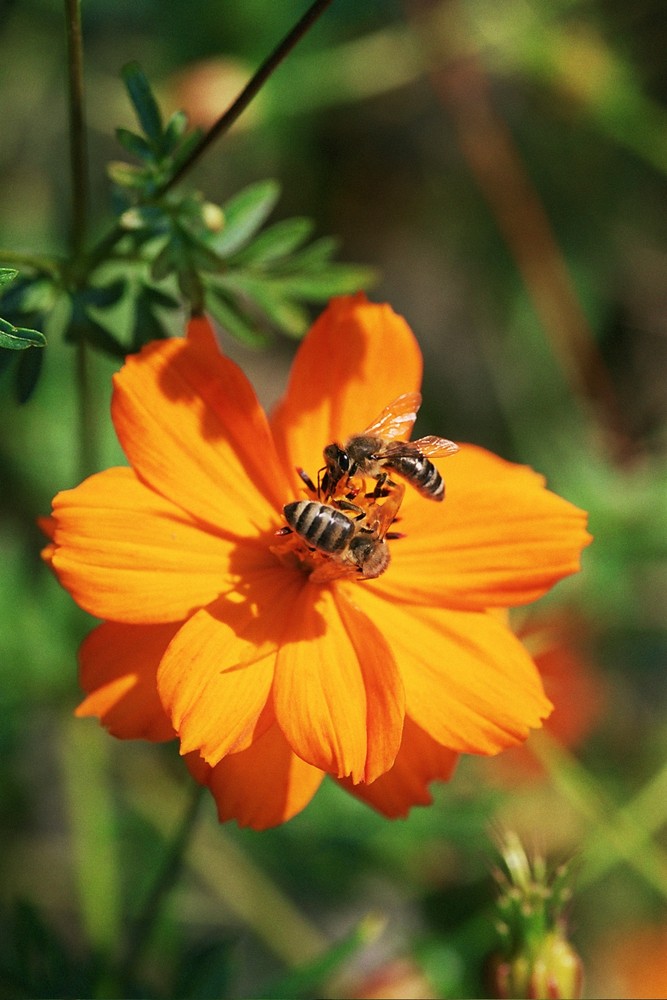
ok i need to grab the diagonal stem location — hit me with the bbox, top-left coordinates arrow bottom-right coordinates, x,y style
117,783 -> 206,989
160,0 -> 337,195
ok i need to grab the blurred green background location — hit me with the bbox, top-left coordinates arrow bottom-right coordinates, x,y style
2,1 -> 667,997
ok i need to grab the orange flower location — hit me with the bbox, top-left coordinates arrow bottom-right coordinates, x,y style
42,295 -> 591,829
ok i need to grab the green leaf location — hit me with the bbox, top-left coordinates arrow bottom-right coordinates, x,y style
0,316 -> 46,350
0,267 -> 18,287
115,127 -> 155,162
129,288 -> 176,349
271,234 -> 340,273
267,265 -> 378,300
107,160 -> 152,190
80,318 -> 127,358
213,179 -> 281,257
206,289 -> 272,348
226,216 -> 315,267
122,61 -> 164,145
16,341 -> 44,402
214,273 -> 309,337
170,126 -> 204,173
163,108 -> 189,149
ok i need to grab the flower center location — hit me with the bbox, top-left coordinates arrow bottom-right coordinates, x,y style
271,470 -> 404,584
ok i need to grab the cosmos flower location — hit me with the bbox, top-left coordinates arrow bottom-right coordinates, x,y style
42,295 -> 591,829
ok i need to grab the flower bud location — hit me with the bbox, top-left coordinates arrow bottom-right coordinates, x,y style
488,833 -> 583,1000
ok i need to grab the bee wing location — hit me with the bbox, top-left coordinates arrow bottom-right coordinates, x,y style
361,392 -> 422,441
363,482 -> 405,539
411,435 -> 460,458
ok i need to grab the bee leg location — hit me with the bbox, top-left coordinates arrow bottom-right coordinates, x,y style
274,525 -> 292,536
368,472 -> 396,499
336,499 -> 366,521
297,467 -> 318,494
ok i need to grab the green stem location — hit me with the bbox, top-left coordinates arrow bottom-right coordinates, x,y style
64,0 -> 88,257
117,784 -> 205,990
75,334 -> 97,478
64,0 -> 98,474
79,0 -> 337,290
157,0 -> 337,194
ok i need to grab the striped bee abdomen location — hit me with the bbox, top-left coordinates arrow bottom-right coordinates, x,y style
283,500 -> 354,553
385,453 -> 444,501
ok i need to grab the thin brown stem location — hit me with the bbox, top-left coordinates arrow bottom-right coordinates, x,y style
160,0 -> 337,194
404,0 -> 634,462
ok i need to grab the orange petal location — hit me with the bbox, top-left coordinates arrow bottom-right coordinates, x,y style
111,317 -> 289,535
37,514 -> 56,541
76,621 -> 177,741
274,585 -> 405,783
270,295 -> 423,493
349,586 -> 552,755
48,467 -> 257,623
373,444 -> 591,609
158,568 -> 307,764
186,724 -> 325,830
337,717 -> 458,818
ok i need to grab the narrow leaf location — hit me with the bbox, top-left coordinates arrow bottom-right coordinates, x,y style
0,317 -> 46,350
213,180 -> 281,257
0,268 -> 18,287
206,289 -> 272,348
163,109 -> 189,150
122,62 -> 164,145
225,217 -> 315,267
107,160 -> 152,190
266,266 -> 378,300
271,235 -> 340,274
115,127 -> 155,163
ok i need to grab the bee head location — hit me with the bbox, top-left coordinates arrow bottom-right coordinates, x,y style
321,442 -> 352,495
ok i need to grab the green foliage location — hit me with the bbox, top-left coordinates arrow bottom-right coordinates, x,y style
0,61 -> 375,401
0,271 -> 46,352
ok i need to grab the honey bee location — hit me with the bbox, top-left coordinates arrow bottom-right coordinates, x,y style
321,392 -> 459,502
282,484 -> 404,582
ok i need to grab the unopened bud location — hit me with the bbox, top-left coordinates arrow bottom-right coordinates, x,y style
201,202 -> 224,232
491,926 -> 583,999
488,833 -> 583,999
